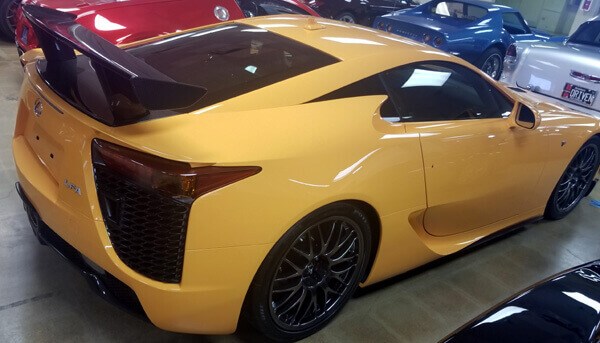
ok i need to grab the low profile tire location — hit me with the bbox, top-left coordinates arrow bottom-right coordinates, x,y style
246,203 -> 371,341
0,0 -> 19,40
335,11 -> 357,24
545,137 -> 600,220
477,47 -> 504,80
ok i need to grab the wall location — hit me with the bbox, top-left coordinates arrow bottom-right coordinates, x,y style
569,0 -> 600,33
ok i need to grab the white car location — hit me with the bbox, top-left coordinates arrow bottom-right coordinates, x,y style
501,17 -> 600,117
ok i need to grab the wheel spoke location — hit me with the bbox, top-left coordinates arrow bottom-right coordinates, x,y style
327,232 -> 356,257
292,246 -> 311,261
579,148 -> 593,168
274,270 -> 302,283
278,287 -> 307,317
331,263 -> 356,276
298,291 -> 318,324
284,257 -> 304,272
273,283 -> 301,294
290,288 -> 310,323
330,255 -> 356,266
274,285 -> 303,312
320,221 -> 337,255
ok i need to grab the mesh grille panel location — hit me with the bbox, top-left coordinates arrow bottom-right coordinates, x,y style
94,166 -> 190,283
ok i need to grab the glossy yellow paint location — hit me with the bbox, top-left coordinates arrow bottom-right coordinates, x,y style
12,16 -> 600,334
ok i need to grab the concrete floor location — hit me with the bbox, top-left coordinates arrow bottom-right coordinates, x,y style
0,39 -> 599,343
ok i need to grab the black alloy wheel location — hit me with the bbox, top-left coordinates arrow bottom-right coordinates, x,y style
0,0 -> 19,40
247,203 -> 371,341
546,137 -> 600,219
477,47 -> 503,80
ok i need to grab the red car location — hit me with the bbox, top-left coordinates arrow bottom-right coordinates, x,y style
15,0 -> 318,53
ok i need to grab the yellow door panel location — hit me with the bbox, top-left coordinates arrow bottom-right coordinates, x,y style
406,118 -> 547,236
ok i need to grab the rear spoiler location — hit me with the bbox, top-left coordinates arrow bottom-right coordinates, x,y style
22,5 -> 207,126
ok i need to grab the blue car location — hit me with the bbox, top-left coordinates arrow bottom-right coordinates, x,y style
373,0 -> 555,79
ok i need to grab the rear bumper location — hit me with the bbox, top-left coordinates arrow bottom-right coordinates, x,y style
16,182 -> 148,319
12,135 -> 272,334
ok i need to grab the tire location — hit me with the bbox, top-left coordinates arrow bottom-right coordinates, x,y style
545,137 -> 600,220
335,11 -> 357,24
0,0 -> 19,40
477,47 -> 504,80
246,203 -> 371,341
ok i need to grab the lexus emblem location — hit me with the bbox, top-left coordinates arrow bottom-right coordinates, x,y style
33,99 -> 43,118
214,6 -> 230,21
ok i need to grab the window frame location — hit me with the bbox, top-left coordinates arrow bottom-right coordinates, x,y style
430,1 -> 489,22
377,60 -> 515,123
501,12 -> 532,35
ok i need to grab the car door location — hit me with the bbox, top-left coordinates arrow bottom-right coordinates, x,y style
380,61 -> 546,236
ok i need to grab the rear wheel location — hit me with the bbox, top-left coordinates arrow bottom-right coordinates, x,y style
0,0 -> 19,40
477,47 -> 504,80
545,137 -> 600,220
247,203 -> 371,341
335,11 -> 357,24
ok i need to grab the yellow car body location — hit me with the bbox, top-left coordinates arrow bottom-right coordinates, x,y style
13,11 -> 600,337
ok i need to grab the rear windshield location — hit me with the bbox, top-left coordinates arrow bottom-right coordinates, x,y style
128,24 -> 339,108
569,21 -> 600,47
431,1 -> 488,21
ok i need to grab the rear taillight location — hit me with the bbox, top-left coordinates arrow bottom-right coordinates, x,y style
504,44 -> 517,65
91,139 -> 261,201
433,36 -> 444,47
506,44 -> 517,58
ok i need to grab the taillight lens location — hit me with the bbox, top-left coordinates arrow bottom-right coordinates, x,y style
91,139 -> 261,201
423,33 -> 431,43
506,44 -> 517,58
433,36 -> 444,47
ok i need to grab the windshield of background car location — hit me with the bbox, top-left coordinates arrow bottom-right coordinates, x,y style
569,21 -> 600,47
127,24 -> 339,108
431,1 -> 488,21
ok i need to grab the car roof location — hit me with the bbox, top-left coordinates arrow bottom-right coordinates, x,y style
237,16 -> 453,63
427,0 -> 518,13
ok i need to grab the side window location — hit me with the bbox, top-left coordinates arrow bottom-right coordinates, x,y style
502,12 -> 530,35
432,2 -> 487,21
380,61 -> 513,122
309,75 -> 399,120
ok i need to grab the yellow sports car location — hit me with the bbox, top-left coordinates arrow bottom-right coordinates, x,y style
13,5 -> 600,341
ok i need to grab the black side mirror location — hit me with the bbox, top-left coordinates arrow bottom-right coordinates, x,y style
514,104 -> 538,129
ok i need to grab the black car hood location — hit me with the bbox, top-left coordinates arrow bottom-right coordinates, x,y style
443,261 -> 600,343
